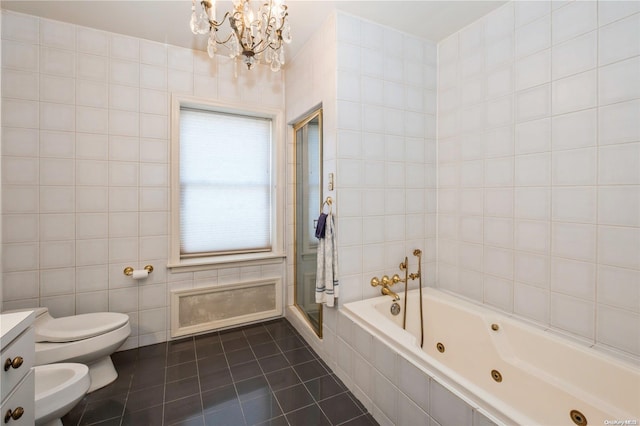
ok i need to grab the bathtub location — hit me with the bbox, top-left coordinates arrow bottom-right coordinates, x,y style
342,287 -> 640,426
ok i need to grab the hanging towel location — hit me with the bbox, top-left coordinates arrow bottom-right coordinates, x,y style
315,213 -> 328,239
315,212 -> 339,307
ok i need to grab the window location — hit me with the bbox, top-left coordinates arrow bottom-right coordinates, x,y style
170,96 -> 284,268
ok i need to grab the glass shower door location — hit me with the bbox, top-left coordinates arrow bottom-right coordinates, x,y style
293,109 -> 322,337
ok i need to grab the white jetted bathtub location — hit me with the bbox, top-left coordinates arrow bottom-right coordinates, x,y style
342,287 -> 640,426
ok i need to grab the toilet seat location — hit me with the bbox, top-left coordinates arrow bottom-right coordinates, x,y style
36,313 -> 129,343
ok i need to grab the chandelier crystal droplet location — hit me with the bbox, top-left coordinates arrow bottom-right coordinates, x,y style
190,0 -> 291,71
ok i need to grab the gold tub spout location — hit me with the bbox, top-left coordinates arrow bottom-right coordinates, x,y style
371,274 -> 401,300
381,286 -> 400,301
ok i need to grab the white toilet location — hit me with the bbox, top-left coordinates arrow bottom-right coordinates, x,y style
10,307 -> 131,392
35,363 -> 90,426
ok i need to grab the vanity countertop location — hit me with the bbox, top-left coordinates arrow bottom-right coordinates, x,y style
1,311 -> 35,349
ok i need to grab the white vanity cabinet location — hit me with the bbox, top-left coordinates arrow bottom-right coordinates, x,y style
1,311 -> 35,425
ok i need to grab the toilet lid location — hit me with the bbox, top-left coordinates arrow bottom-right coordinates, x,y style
35,312 -> 129,343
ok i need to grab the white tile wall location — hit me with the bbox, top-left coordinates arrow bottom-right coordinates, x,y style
3,5 -> 637,421
1,10 -> 286,348
285,12 -> 439,424
285,10 -> 437,328
437,0 -> 640,357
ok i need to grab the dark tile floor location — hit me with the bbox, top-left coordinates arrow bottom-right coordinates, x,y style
62,318 -> 378,426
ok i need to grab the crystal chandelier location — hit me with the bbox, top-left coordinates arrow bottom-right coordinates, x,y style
190,0 -> 292,72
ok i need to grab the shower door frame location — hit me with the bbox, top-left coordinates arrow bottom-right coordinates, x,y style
292,107 -> 323,338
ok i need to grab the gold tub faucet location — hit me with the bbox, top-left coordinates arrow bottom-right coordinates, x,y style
381,286 -> 400,301
371,251 -> 422,332
370,274 -> 402,301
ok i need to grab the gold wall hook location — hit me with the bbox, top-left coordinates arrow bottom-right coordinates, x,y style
321,196 -> 333,214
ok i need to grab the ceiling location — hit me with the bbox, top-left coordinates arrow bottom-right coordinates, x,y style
1,1 -> 506,59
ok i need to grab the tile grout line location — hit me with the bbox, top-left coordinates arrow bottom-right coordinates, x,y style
65,319 -> 376,426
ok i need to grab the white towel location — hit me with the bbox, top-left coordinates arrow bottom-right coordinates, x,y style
315,212 -> 339,307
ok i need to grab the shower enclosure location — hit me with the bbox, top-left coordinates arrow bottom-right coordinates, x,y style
293,108 -> 323,337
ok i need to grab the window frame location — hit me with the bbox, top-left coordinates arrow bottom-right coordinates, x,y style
169,95 -> 285,270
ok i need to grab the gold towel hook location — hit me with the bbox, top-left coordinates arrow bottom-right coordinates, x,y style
321,196 -> 333,214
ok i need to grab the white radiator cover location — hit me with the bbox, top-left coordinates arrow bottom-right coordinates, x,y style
170,278 -> 282,337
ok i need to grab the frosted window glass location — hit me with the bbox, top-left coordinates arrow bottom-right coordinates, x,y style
179,107 -> 272,255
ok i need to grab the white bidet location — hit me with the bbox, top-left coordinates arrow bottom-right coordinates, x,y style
34,363 -> 90,426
